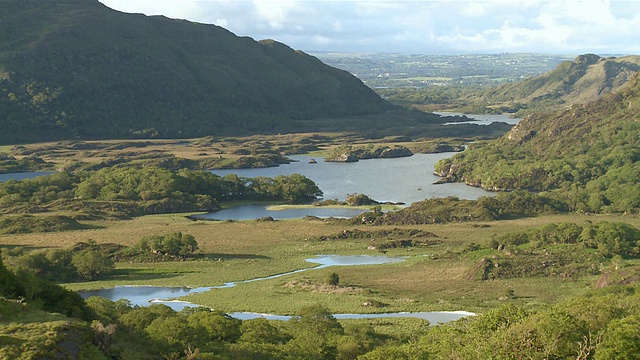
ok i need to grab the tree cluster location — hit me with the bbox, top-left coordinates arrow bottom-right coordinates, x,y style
494,221 -> 640,258
124,232 -> 200,261
0,256 -> 93,320
81,301 -> 386,360
0,167 -> 322,221
3,241 -> 115,282
2,232 -> 201,283
363,287 -> 640,359
352,191 -> 569,225
324,144 -> 412,162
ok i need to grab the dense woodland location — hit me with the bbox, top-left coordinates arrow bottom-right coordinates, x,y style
434,73 -> 640,214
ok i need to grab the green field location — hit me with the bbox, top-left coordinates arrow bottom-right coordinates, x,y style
3,211 -> 634,316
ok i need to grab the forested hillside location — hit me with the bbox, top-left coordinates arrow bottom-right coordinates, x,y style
435,72 -> 640,214
0,0 -> 396,143
481,54 -> 640,114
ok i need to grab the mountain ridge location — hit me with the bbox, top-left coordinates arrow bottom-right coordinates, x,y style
0,0 -> 396,143
481,53 -> 640,113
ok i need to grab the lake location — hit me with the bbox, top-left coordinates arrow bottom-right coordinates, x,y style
197,153 -> 493,220
211,153 -> 490,204
437,112 -> 522,125
78,254 -> 473,323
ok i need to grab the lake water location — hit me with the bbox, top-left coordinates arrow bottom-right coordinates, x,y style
211,154 -> 490,204
79,255 -> 416,311
78,254 -> 473,323
79,255 -> 408,309
193,203 -> 366,221
436,112 -> 521,126
230,311 -> 474,324
0,171 -> 54,182
199,153 -> 493,220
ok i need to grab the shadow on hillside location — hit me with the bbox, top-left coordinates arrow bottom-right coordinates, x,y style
105,268 -> 183,282
0,244 -> 51,253
203,253 -> 271,261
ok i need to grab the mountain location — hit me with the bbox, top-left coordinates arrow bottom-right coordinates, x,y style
435,72 -> 640,214
0,0 -> 395,143
481,54 -> 640,114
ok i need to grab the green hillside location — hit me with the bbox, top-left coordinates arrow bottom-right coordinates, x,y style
435,72 -> 640,214
0,0 -> 396,143
481,54 -> 640,114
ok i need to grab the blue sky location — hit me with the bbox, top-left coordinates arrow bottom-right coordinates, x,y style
98,0 -> 640,55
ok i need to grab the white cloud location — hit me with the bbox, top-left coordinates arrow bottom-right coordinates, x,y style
460,2 -> 489,17
252,0 -> 299,30
98,0 -> 640,54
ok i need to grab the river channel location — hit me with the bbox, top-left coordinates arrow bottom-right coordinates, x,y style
78,255 -> 474,324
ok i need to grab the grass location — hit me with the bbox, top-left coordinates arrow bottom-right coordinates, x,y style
267,204 -> 403,211
0,300 -> 97,360
3,133 -> 479,173
3,211 -> 639,317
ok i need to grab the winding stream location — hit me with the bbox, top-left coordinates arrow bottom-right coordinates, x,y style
78,255 -> 474,323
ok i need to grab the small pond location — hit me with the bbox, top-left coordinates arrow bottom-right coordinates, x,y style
306,254 -> 405,267
0,171 -> 55,182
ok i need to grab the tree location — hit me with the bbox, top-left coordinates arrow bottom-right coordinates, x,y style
187,309 -> 242,343
595,315 -> 640,360
274,174 -> 323,203
285,304 -> 344,359
72,249 -> 114,280
290,304 -> 344,337
145,316 -> 207,352
119,306 -> 165,334
580,221 -> 640,257
135,232 -> 199,259
239,317 -> 287,344
85,296 -> 119,323
326,272 -> 340,286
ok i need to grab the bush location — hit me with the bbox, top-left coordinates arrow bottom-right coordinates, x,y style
326,272 -> 340,286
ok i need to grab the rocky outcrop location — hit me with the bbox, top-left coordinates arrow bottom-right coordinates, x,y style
377,146 -> 413,158
325,145 -> 413,162
326,152 -> 359,162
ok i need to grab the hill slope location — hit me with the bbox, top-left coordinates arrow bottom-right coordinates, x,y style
0,0 -> 394,143
435,72 -> 640,213
482,54 -> 640,113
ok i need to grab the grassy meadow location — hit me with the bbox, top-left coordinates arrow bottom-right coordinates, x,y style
4,210 -> 637,316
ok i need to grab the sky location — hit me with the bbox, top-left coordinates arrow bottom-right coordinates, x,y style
97,0 -> 640,55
